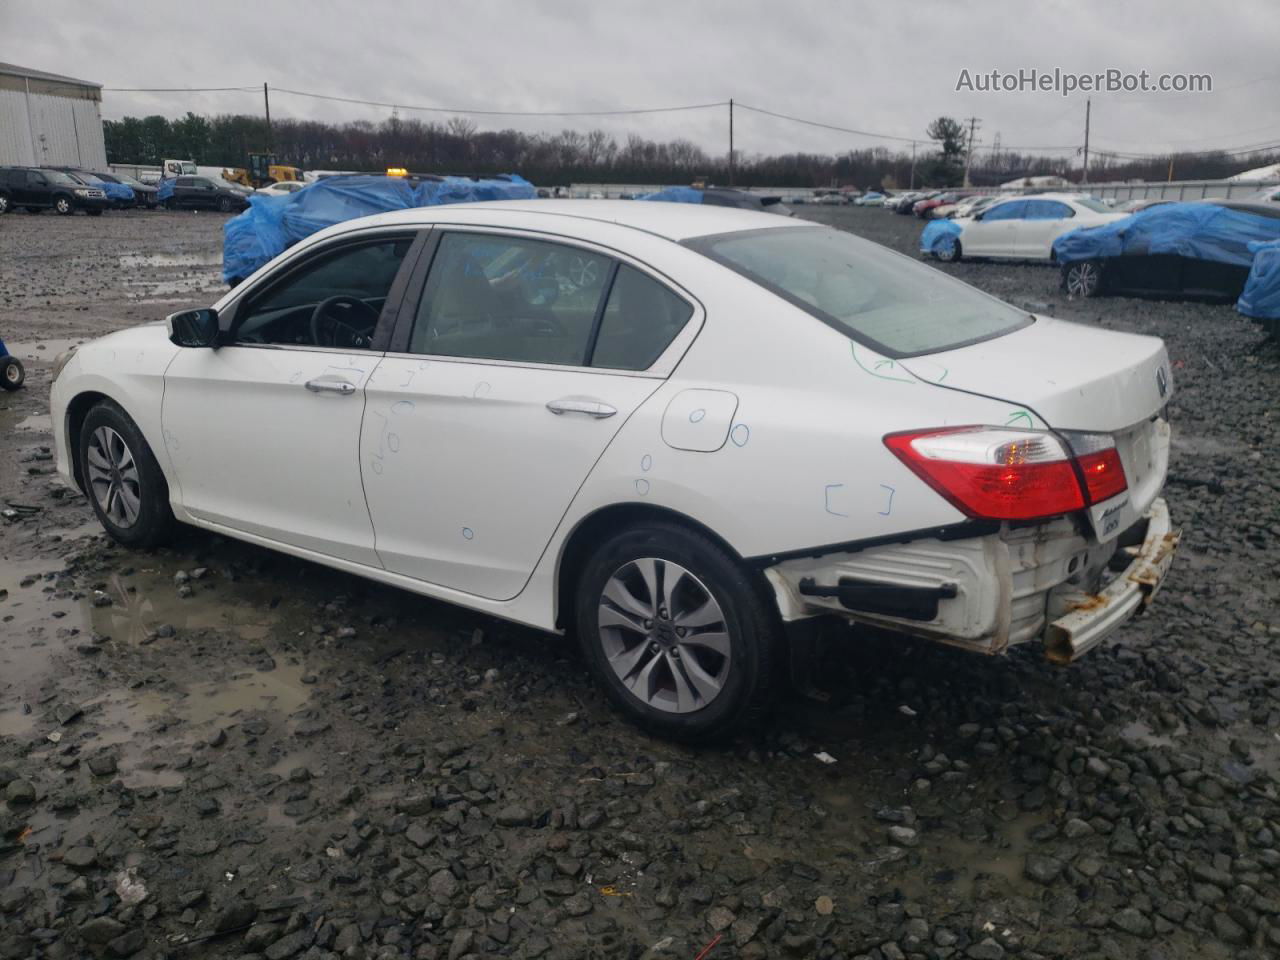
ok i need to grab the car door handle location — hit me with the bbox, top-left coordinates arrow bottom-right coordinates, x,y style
546,398 -> 617,418
305,377 -> 357,396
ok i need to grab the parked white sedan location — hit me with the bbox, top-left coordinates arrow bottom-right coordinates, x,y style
50,201 -> 1178,739
938,193 -> 1126,261
254,180 -> 306,198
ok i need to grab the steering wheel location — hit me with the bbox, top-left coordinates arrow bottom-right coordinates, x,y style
310,295 -> 380,348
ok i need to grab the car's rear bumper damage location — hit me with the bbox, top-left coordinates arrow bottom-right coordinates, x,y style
764,498 -> 1179,661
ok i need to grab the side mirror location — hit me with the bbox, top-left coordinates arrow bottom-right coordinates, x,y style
167,308 -> 220,348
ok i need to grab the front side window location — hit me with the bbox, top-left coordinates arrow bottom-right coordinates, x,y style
410,233 -> 611,366
1024,200 -> 1074,220
591,265 -> 693,370
688,226 -> 1031,357
1073,196 -> 1114,213
176,177 -> 193,187
233,237 -> 413,348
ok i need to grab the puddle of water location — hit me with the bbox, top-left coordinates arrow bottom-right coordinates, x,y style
118,252 -> 220,269
1120,719 -> 1183,749
0,557 -> 76,737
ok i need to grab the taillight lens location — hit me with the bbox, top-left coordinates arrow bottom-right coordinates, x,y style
1062,431 -> 1128,504
885,426 -> 1127,521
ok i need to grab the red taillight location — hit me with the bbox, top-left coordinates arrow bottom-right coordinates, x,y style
1075,447 -> 1127,503
885,426 -> 1127,521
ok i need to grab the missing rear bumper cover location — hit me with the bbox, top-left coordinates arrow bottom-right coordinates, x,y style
797,577 -> 958,621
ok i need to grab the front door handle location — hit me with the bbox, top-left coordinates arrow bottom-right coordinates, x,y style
305,377 -> 357,396
546,398 -> 617,419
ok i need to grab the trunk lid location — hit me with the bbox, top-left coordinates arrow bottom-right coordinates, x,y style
899,316 -> 1170,432
900,316 -> 1173,537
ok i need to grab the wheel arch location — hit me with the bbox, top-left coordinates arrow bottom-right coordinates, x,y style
553,501 -> 764,631
64,390 -> 112,494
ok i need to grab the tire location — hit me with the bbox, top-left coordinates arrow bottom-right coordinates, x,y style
78,400 -> 175,548
54,195 -> 74,215
164,198 -> 177,211
1,358 -> 23,391
1064,259 -> 1103,298
217,196 -> 232,213
0,193 -> 9,214
934,236 -> 962,263
573,522 -> 780,741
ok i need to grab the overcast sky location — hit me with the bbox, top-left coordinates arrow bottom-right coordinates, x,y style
3,0 -> 1277,169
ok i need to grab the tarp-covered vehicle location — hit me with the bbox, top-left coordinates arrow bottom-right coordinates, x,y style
1053,201 -> 1280,329
222,174 -> 537,284
638,185 -> 790,215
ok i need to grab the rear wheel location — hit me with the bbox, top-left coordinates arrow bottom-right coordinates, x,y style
54,196 -> 74,215
574,522 -> 779,741
0,194 -> 10,214
79,401 -> 174,548
1064,259 -> 1103,297
217,196 -> 233,213
1,358 -> 23,391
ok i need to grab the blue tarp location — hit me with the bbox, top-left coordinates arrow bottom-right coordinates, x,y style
222,174 -> 536,283
156,178 -> 175,202
920,218 -> 962,256
637,186 -> 703,204
1053,202 -> 1280,268
1238,239 -> 1280,321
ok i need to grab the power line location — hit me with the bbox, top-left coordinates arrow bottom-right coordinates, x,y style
735,102 -> 919,144
270,87 -> 728,117
102,86 -> 259,93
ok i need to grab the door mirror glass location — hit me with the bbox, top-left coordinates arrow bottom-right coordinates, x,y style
167,308 -> 220,347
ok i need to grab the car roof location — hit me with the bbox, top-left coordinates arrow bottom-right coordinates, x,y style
345,199 -> 805,242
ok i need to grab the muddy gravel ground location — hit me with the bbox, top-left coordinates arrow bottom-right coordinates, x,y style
1,206 -> 1278,960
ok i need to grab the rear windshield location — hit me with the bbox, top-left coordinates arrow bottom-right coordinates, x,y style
687,225 -> 1032,357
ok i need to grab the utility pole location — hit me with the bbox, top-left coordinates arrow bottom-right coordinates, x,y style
909,141 -> 916,189
962,116 -> 981,187
1167,157 -> 1175,182
728,99 -> 735,187
1081,98 -> 1091,184
263,82 -> 272,150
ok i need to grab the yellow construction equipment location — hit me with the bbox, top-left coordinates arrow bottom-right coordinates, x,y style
221,154 -> 305,189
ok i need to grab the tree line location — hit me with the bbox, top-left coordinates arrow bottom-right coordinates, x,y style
102,111 -> 1280,189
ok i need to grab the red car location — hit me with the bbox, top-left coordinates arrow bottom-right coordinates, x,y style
914,192 -> 971,218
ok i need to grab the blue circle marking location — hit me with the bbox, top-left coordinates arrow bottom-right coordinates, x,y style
689,408 -> 706,423
731,424 -> 750,447
462,527 -> 475,540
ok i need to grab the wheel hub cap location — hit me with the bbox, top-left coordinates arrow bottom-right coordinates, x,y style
86,426 -> 142,528
597,557 -> 731,714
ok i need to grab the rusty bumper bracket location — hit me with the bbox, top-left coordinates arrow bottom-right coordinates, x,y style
1044,498 -> 1180,664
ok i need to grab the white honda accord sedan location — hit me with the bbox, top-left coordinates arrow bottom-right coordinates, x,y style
50,200 -> 1179,739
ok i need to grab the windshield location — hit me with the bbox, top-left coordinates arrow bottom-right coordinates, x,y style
687,225 -> 1032,357
1073,196 -> 1113,213
46,171 -> 80,186
75,172 -> 104,184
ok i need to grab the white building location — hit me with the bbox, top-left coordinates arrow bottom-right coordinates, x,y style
0,62 -> 108,169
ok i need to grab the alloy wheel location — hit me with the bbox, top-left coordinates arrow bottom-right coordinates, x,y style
86,426 -> 142,527
597,557 -> 731,714
1067,261 -> 1100,297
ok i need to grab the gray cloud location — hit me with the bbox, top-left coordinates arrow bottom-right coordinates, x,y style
2,0 -> 1275,167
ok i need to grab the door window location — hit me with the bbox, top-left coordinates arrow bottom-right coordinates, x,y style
1024,200 -> 1073,219
980,200 -> 1026,221
233,237 -> 414,348
591,265 -> 693,370
410,232 -> 611,365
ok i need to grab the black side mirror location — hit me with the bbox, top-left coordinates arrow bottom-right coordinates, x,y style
167,308 -> 220,348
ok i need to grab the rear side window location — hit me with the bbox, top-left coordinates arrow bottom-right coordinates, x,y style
176,177 -> 193,187
591,266 -> 693,370
1024,200 -> 1073,219
411,232 -> 612,366
981,200 -> 1026,221
688,226 -> 1031,357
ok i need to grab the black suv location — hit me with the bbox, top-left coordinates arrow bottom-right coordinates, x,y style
164,176 -> 250,212
0,166 -> 111,215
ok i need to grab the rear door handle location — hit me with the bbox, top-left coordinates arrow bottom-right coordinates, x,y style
546,398 -> 617,419
305,377 -> 357,396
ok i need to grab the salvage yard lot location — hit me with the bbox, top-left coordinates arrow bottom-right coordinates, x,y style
1,206 -> 1278,959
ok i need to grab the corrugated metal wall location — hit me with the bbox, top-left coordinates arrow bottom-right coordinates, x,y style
0,87 -> 107,169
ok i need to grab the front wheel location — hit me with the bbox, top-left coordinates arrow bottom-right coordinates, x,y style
1,358 -> 24,391
1064,259 -> 1103,297
79,401 -> 174,548
934,236 -> 962,262
0,194 -> 10,214
574,522 -> 779,741
217,196 -> 232,213
54,196 -> 73,215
